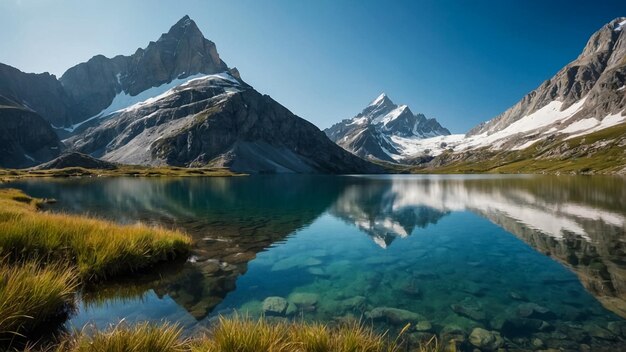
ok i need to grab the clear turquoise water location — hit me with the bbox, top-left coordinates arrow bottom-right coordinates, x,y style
7,175 -> 626,350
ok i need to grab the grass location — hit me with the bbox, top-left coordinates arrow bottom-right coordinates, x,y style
56,316 -> 440,352
0,261 -> 79,340
0,165 -> 241,183
57,322 -> 187,352
0,189 -> 191,281
0,188 -> 192,346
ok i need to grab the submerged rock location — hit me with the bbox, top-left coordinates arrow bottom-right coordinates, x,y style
288,292 -> 319,308
517,303 -> 557,320
450,303 -> 487,322
414,321 -> 432,332
262,296 -> 288,316
366,307 -> 426,325
583,324 -> 617,340
339,296 -> 367,312
501,318 -> 552,336
440,325 -> 467,351
508,291 -> 527,301
285,302 -> 298,316
468,328 -> 503,351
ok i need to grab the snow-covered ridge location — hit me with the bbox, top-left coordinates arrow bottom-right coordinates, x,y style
58,72 -> 240,133
392,96 -> 625,158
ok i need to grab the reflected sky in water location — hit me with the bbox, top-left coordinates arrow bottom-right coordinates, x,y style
6,174 -> 626,350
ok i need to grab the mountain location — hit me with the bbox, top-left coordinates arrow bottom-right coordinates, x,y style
0,63 -> 76,127
0,16 -> 380,173
324,93 -> 450,163
0,94 -> 63,168
66,72 -> 380,173
59,15 -> 230,129
465,17 -> 626,147
411,17 -> 626,174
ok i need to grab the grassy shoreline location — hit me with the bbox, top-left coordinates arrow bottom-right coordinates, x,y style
0,166 -> 241,183
55,317 -> 432,352
0,189 -> 192,344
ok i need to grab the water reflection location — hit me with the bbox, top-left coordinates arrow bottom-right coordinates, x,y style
5,175 -> 626,350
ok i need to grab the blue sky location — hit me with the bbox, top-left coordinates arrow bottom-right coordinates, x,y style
1,0 -> 625,132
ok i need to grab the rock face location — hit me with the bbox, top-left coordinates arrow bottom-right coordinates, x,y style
324,93 -> 450,162
34,152 -> 117,170
0,63 -> 76,127
466,17 -> 626,146
66,73 -> 381,174
60,15 -> 229,123
0,95 -> 63,168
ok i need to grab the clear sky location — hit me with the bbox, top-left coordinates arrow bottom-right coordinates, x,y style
1,0 -> 625,133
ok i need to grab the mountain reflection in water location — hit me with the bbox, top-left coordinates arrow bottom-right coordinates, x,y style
6,175 -> 626,350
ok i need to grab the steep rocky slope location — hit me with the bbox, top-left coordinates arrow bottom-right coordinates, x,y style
325,93 -> 450,162
468,17 -> 626,141
0,95 -> 63,168
0,63 -> 76,127
66,73 -> 381,174
59,15 -> 229,126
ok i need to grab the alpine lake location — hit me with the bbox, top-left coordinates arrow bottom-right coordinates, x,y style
6,174 -> 626,351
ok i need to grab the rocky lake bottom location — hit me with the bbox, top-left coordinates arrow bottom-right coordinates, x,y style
6,174 -> 626,351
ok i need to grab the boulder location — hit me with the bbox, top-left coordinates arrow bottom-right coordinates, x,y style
262,296 -> 288,316
468,328 -> 504,351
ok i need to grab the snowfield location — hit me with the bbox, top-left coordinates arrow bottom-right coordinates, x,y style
58,72 -> 241,133
383,96 -> 625,161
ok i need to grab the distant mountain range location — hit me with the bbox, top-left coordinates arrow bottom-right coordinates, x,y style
324,93 -> 450,163
0,16 -> 625,174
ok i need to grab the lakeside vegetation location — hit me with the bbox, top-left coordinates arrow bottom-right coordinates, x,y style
0,165 -> 239,183
0,261 -> 78,340
0,188 -> 191,345
55,317 -> 432,352
0,189 -> 191,280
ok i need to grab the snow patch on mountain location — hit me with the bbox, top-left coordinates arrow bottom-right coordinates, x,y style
59,73 -> 239,133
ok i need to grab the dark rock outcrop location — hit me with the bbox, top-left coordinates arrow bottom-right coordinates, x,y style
34,152 -> 117,170
0,63 -> 76,127
0,95 -> 63,168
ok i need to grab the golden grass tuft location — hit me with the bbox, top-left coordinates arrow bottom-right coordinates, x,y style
190,316 -> 401,352
54,317 -> 442,352
57,322 -> 187,352
0,260 -> 78,339
0,189 -> 192,281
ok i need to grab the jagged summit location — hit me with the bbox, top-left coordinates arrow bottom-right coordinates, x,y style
325,93 -> 450,163
159,15 -> 204,42
59,15 -> 229,125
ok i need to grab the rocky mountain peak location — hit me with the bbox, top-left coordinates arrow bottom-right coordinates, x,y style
59,15 -> 229,125
159,15 -> 203,43
324,93 -> 451,163
467,17 -> 626,139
